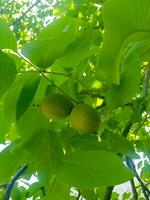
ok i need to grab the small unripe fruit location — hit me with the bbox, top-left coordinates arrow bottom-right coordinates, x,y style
40,93 -> 73,120
70,103 -> 100,133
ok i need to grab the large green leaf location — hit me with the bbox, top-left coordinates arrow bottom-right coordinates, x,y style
55,150 -> 134,188
16,109 -> 49,143
106,52 -> 141,109
70,134 -> 106,151
0,19 -> 17,50
43,178 -> 70,200
52,29 -> 101,72
0,144 -> 31,183
0,51 -> 17,98
16,74 -> 41,120
24,130 -> 63,172
3,72 -> 40,127
22,31 -> 77,68
96,0 -> 150,84
101,131 -> 137,158
81,189 -> 99,200
37,16 -> 82,40
22,16 -> 82,68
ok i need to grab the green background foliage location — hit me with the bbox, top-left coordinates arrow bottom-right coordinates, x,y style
0,0 -> 150,199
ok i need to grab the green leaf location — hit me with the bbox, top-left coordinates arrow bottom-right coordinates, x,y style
11,184 -> 22,200
0,51 -> 17,98
112,192 -> 119,200
3,72 -> 41,130
0,144 -> 31,183
141,160 -> 150,181
43,178 -> 70,200
27,182 -> 43,198
81,189 -> 99,200
122,192 -> 132,200
52,29 -> 101,72
17,108 -> 49,143
24,130 -> 63,173
22,31 -> 77,68
106,53 -> 141,109
55,150 -> 134,188
3,86 -> 22,127
70,134 -> 106,151
22,16 -> 82,68
37,16 -> 82,40
96,0 -> 150,83
101,132 -> 137,158
0,19 -> 17,50
16,74 -> 40,120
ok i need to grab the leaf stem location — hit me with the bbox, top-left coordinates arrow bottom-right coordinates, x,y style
130,178 -> 138,200
17,52 -> 79,104
44,71 -> 89,90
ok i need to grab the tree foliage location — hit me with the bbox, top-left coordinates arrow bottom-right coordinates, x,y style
0,0 -> 150,199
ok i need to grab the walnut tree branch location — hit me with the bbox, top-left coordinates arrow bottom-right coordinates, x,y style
10,0 -> 40,26
126,157 -> 150,200
4,164 -> 28,200
104,186 -> 114,200
143,63 -> 150,97
130,178 -> 138,200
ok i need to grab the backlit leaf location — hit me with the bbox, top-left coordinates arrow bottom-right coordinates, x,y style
55,150 -> 134,188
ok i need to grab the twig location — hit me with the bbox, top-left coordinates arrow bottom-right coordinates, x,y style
40,186 -> 46,196
4,164 -> 28,200
17,52 -> 78,104
136,182 -> 150,189
10,0 -> 41,26
45,71 -> 89,90
0,184 -> 8,189
133,112 -> 149,133
130,178 -> 138,200
126,157 -> 150,200
143,63 -> 150,97
76,191 -> 81,200
122,121 -> 132,137
104,186 -> 114,200
0,0 -> 14,14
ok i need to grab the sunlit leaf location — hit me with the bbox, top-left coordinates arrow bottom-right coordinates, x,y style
0,51 -> 17,98
0,19 -> 17,50
55,150 -> 134,188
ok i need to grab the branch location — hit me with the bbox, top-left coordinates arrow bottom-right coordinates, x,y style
104,186 -> 114,200
0,184 -> 8,189
45,71 -> 89,91
0,0 -> 14,14
122,121 -> 132,137
126,157 -> 150,200
136,182 -> 150,189
4,164 -> 28,200
10,0 -> 41,26
104,121 -> 133,200
130,178 -> 138,200
143,63 -> 150,97
18,52 -> 79,104
40,186 -> 46,196
76,191 -> 81,200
